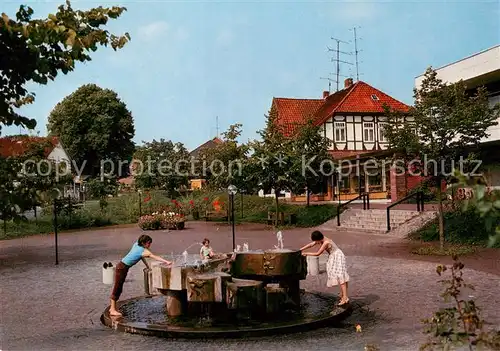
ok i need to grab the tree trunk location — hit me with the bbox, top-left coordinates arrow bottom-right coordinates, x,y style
437,180 -> 445,251
275,189 -> 279,227
306,186 -> 310,207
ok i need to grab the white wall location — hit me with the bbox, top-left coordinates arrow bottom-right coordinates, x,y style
415,45 -> 500,143
47,142 -> 71,172
415,45 -> 500,89
321,115 -> 392,151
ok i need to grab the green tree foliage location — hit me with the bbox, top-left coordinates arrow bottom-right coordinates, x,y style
0,137 -> 71,228
384,67 -> 500,250
198,124 -> 257,193
133,139 -> 190,198
86,177 -> 118,211
0,1 -> 130,133
47,84 -> 135,177
288,118 -> 333,206
454,172 -> 500,248
249,107 -> 295,223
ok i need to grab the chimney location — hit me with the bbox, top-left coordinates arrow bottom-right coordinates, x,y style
344,78 -> 354,88
322,91 -> 329,99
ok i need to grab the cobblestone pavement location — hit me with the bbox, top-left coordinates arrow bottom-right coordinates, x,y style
1,222 -> 499,351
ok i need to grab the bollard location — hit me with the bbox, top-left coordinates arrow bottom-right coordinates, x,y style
306,256 -> 319,276
102,262 -> 115,285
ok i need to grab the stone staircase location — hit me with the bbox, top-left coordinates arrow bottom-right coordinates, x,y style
335,208 -> 422,233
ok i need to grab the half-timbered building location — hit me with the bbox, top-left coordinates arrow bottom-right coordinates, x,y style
270,78 -> 411,202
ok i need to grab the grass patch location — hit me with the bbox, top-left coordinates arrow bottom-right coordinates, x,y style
411,244 -> 477,256
1,190 -> 337,240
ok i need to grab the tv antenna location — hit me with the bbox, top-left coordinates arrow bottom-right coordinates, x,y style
327,37 -> 353,91
320,77 -> 335,93
349,26 -> 363,81
216,115 -> 219,138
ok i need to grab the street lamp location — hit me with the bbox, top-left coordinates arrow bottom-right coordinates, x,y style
228,184 -> 238,251
138,189 -> 143,218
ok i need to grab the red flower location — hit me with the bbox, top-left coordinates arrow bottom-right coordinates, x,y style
203,197 -> 209,202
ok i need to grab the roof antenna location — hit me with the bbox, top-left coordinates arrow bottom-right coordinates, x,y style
320,77 -> 335,93
349,26 -> 363,81
328,37 -> 353,91
216,115 -> 219,138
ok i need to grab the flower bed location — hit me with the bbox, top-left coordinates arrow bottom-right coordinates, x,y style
138,211 -> 186,231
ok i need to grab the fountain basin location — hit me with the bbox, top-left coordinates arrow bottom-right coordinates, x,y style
100,292 -> 352,339
231,249 -> 307,279
152,254 -> 230,291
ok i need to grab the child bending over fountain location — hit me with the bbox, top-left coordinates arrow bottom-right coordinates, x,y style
109,234 -> 172,317
200,238 -> 214,260
300,230 -> 350,306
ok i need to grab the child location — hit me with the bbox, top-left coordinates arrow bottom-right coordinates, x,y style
300,230 -> 350,306
200,238 -> 214,260
109,234 -> 172,317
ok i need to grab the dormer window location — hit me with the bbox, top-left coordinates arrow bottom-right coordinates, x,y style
371,94 -> 379,101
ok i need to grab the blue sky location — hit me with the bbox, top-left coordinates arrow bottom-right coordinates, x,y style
3,0 -> 499,151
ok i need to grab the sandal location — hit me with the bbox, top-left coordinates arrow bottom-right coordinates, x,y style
338,298 -> 350,306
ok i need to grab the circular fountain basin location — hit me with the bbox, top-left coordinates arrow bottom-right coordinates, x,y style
101,292 -> 351,338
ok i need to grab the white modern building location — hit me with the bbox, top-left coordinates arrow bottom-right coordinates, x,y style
415,44 -> 500,142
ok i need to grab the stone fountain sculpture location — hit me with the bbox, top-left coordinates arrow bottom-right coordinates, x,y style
147,234 -> 307,320
102,231 -> 350,338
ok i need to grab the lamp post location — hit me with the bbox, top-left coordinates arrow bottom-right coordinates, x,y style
228,184 -> 238,251
138,189 -> 142,219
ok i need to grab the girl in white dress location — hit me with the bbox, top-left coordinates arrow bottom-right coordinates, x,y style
300,230 -> 350,306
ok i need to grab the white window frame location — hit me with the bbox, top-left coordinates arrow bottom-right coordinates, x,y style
334,122 -> 346,142
378,122 -> 388,142
363,122 -> 375,142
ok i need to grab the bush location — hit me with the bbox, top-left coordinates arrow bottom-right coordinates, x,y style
413,204 -> 500,247
138,212 -> 186,231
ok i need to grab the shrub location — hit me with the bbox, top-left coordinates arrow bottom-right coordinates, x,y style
413,204 -> 500,247
138,211 -> 186,231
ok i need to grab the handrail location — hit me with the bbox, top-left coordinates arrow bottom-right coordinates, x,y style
386,190 -> 424,232
337,192 -> 370,226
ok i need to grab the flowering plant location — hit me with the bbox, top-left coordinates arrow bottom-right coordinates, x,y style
138,210 -> 186,230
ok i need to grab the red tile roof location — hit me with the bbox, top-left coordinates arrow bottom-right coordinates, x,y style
190,137 -> 224,157
0,135 -> 60,158
272,81 -> 410,131
272,98 -> 324,136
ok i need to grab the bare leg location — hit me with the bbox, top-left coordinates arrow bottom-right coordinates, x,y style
109,299 -> 122,317
338,283 -> 349,305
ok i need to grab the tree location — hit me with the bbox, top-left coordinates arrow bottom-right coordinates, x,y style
86,178 -> 118,211
198,124 -> 257,193
249,107 -> 295,225
0,1 -> 130,133
0,138 -> 71,233
384,67 -> 500,250
133,139 -> 190,197
288,118 -> 333,206
47,84 -> 135,177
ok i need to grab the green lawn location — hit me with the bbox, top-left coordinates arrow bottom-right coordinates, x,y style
1,191 -> 338,240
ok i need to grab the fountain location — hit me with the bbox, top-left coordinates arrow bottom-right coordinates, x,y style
101,235 -> 351,338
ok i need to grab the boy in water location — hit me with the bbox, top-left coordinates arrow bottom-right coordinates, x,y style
109,234 -> 172,317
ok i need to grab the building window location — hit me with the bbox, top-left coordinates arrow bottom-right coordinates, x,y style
334,122 -> 346,142
363,122 -> 375,142
379,122 -> 387,142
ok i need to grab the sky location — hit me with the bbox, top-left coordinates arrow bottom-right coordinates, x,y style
2,0 -> 499,151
